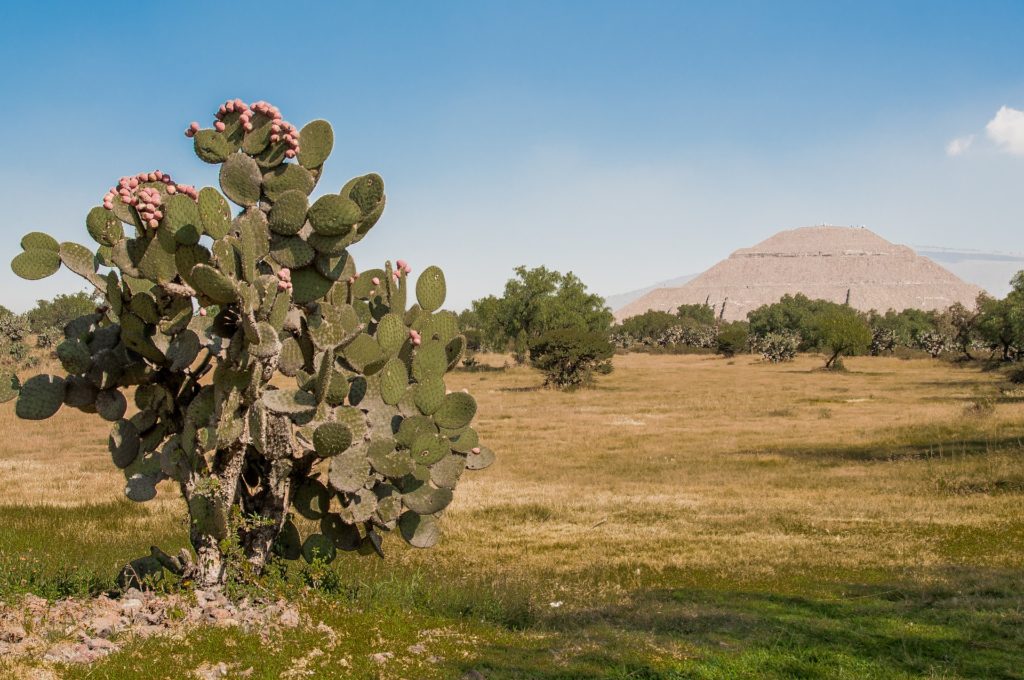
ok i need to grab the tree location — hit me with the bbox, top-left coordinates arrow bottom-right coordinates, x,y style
528,328 -> 614,389
811,306 -> 872,369
748,294 -> 850,351
865,308 -> 937,349
25,292 -> 98,333
612,310 -> 678,345
976,293 -> 1017,360
470,266 -> 612,360
676,303 -> 715,325
716,321 -> 749,357
936,302 -> 980,360
2,98 -> 494,588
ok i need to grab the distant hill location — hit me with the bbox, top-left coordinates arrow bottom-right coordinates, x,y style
613,226 -> 983,322
602,274 -> 697,311
912,247 -> 1024,299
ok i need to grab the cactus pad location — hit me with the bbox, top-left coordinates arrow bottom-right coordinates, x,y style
270,236 -> 315,269
194,129 -> 234,163
262,164 -> 315,201
198,187 -> 232,239
298,120 -> 334,169
313,422 -> 353,457
343,334 -> 384,374
402,483 -> 453,515
412,341 -> 448,381
125,474 -> 159,503
11,249 -> 61,280
219,152 -> 262,206
367,439 -> 413,478
430,454 -> 466,489
267,190 -> 309,235
21,231 -> 60,251
109,419 -> 141,468
96,389 -> 128,421
466,446 -> 495,470
410,432 -> 449,466
59,242 -> 99,283
398,512 -> 440,548
262,388 -> 318,416
379,358 -> 408,405
307,195 -> 362,236
289,267 -> 333,304
416,266 -> 446,312
15,374 -> 65,420
328,449 -> 371,494
190,264 -> 237,304
86,207 -> 124,246
433,392 -> 477,430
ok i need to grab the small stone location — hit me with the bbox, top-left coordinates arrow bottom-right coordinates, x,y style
88,614 -> 120,638
207,607 -> 233,621
0,622 -> 26,643
407,643 -> 426,655
85,636 -> 116,651
278,608 -> 299,628
371,652 -> 393,664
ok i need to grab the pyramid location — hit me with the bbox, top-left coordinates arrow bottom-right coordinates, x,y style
614,226 -> 983,322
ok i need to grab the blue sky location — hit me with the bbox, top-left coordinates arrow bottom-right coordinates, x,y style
2,1 -> 1023,311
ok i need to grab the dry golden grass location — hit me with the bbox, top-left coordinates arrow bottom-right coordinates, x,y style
4,351 -> 1024,677
2,351 -> 1021,604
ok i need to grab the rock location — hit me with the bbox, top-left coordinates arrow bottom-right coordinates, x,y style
120,598 -> 144,616
136,624 -> 166,638
278,607 -> 300,628
44,641 -> 101,664
195,661 -> 229,679
370,652 -> 393,664
88,614 -> 120,638
0,622 -> 26,643
407,643 -> 426,655
85,636 -> 116,651
206,607 -> 233,621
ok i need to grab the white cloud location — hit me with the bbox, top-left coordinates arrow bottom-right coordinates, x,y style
985,106 -> 1024,155
945,134 -> 974,157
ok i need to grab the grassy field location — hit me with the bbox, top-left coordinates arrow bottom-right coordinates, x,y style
2,352 -> 1023,678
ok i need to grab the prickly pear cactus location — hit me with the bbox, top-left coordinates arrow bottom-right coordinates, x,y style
2,99 -> 494,587
752,331 -> 800,363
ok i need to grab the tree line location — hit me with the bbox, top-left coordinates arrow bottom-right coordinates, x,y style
0,291 -> 98,370
457,266 -> 1024,386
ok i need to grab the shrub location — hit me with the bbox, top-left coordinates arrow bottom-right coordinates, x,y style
529,329 -> 614,389
2,98 -> 495,588
25,292 -> 98,333
716,321 -> 749,357
753,331 -> 800,363
0,310 -> 28,342
870,327 -> 897,356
